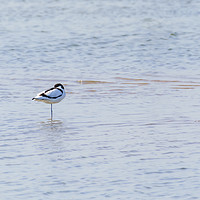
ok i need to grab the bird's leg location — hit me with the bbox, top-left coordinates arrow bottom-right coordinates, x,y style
51,104 -> 53,121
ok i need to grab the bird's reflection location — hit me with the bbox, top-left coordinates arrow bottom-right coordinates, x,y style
39,119 -> 64,132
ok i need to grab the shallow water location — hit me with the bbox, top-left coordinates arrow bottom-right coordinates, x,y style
1,0 -> 200,199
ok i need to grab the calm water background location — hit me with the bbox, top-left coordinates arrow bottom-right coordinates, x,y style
1,0 -> 200,199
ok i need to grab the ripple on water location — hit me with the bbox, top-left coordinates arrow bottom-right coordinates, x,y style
1,0 -> 200,199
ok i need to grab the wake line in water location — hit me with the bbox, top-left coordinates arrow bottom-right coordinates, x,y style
76,77 -> 200,91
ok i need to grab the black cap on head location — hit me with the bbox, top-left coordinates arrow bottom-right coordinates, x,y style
54,83 -> 64,89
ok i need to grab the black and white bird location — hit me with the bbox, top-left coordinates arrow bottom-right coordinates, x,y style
32,83 -> 66,120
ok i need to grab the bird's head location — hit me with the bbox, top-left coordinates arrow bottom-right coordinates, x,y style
54,83 -> 64,90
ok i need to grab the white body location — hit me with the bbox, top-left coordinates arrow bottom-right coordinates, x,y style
33,84 -> 66,104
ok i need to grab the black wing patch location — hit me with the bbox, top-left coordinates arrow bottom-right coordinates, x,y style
44,87 -> 54,93
40,88 -> 63,99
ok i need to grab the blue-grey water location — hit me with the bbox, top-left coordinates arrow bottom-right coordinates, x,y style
1,0 -> 200,199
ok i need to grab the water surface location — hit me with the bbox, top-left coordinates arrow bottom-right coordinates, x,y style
1,0 -> 200,199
